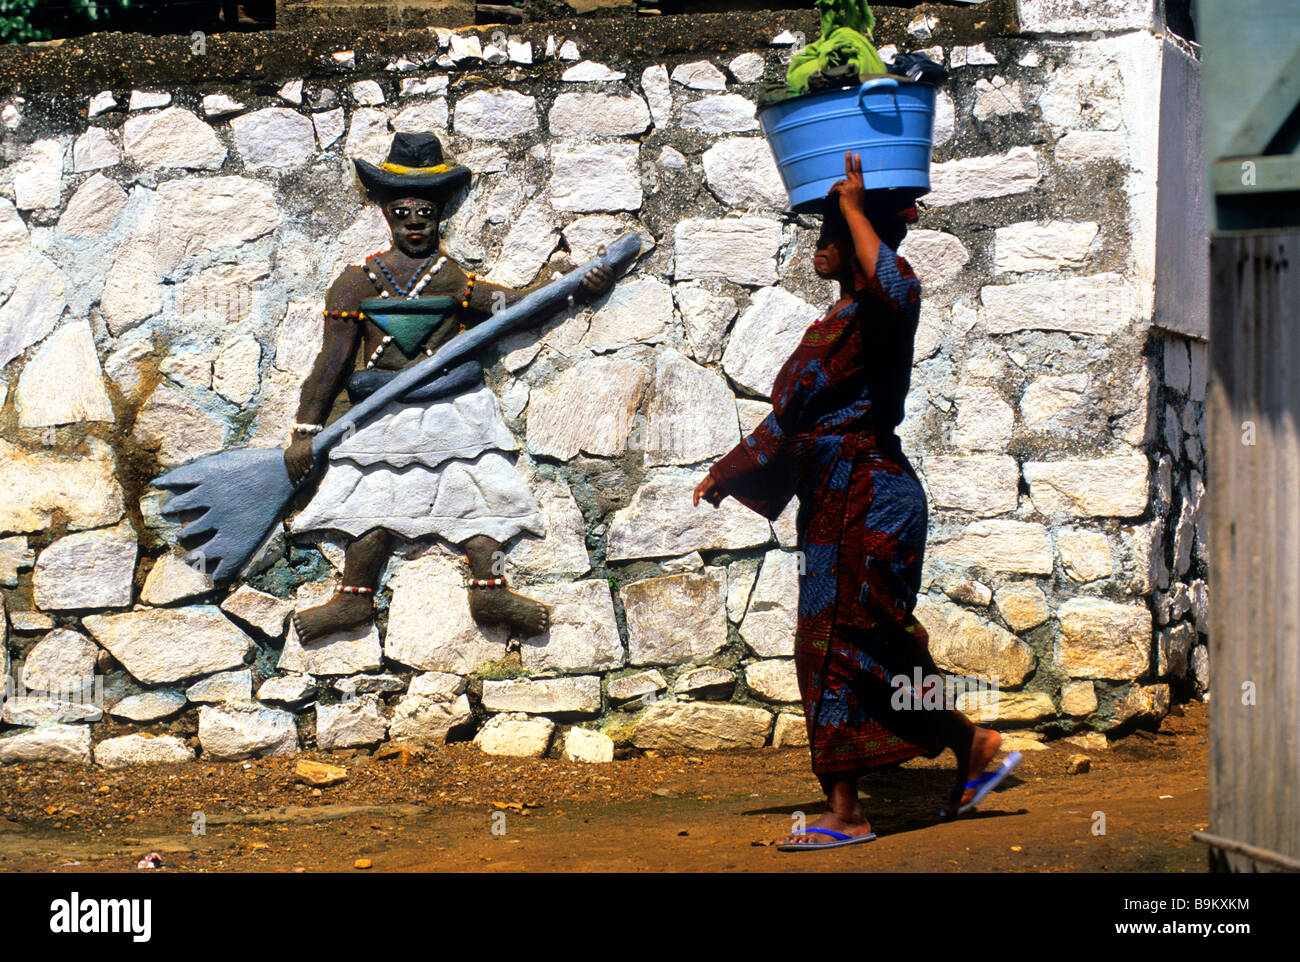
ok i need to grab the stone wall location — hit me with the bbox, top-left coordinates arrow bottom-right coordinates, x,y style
0,0 -> 1208,767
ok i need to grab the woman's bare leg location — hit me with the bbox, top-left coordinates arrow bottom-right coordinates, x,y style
931,708 -> 1003,809
777,771 -> 874,846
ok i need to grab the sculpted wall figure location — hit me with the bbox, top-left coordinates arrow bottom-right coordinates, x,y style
284,132 -> 613,643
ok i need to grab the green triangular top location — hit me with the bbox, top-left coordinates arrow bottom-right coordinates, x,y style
360,296 -> 458,355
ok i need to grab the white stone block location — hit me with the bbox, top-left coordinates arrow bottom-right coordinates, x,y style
563,727 -> 614,763
475,713 -> 554,757
199,702 -> 298,760
519,580 -> 622,673
548,92 -> 650,137
645,348 -> 740,466
926,146 -> 1039,207
454,89 -> 538,140
930,520 -> 1054,574
920,455 -> 1019,516
562,61 -> 624,82
1023,453 -> 1149,517
632,702 -> 772,750
1017,0 -> 1157,34
73,127 -> 122,171
624,568 -> 728,666
981,273 -> 1136,334
123,107 -> 226,170
549,142 -> 642,212
33,526 -> 137,610
739,550 -> 801,657
675,216 -> 781,287
994,220 -> 1098,272
702,136 -> 786,209
916,599 -> 1036,687
899,230 -> 970,286
482,676 -> 601,715
95,734 -> 194,768
1058,597 -> 1152,679
16,320 -> 114,427
640,64 -> 672,127
679,94 -> 758,134
729,53 -> 765,83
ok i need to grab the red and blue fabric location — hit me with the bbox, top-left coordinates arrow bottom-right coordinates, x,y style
710,241 -> 948,777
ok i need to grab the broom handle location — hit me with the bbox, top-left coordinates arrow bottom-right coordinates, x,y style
312,232 -> 640,458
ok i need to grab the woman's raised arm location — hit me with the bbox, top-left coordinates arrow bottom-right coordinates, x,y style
828,151 -> 921,312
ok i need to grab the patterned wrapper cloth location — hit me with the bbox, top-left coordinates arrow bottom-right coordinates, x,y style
709,241 -> 950,776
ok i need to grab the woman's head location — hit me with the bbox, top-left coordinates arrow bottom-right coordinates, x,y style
814,191 -> 916,281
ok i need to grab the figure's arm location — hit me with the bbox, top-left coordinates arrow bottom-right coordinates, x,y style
284,270 -> 364,485
695,410 -> 798,521
461,273 -> 545,320
460,262 -> 616,324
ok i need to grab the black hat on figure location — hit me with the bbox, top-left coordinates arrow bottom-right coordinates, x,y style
354,132 -> 471,197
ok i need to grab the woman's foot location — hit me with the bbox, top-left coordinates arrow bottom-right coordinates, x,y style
292,593 -> 374,644
777,810 -> 875,847
468,587 -> 550,636
947,726 -> 1003,812
777,773 -> 873,847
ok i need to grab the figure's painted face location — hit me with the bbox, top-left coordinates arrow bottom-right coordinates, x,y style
381,194 -> 441,257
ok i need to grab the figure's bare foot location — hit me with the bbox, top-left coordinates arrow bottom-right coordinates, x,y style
948,726 -> 1002,811
292,593 -> 374,644
468,588 -> 550,636
777,811 -> 875,848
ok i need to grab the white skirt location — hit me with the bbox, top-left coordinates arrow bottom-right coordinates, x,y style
291,383 -> 545,544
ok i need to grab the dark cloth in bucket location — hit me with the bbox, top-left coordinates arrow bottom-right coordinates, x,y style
887,51 -> 949,85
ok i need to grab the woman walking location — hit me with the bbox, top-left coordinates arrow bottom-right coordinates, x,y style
694,153 -> 1019,851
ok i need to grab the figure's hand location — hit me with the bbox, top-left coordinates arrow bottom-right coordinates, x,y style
579,263 -> 614,299
828,150 -> 869,220
693,474 -> 728,508
285,435 -> 315,487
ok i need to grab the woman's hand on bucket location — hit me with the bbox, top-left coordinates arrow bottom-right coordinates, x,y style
693,474 -> 728,508
828,151 -> 869,219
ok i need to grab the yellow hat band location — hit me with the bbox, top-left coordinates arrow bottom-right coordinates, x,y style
379,162 -> 453,175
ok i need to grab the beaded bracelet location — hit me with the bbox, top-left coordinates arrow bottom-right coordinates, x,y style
323,310 -> 361,320
460,272 -> 477,308
466,577 -> 506,588
292,423 -> 324,435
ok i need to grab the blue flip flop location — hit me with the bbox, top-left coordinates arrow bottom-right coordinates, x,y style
776,828 -> 878,852
940,750 -> 1023,818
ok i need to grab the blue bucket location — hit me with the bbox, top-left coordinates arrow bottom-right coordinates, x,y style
758,77 -> 936,213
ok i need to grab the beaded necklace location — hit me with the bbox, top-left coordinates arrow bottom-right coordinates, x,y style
366,251 -> 443,298
362,250 -> 448,368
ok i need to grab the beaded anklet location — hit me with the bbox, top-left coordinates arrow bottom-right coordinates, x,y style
336,585 -> 375,595
466,577 -> 506,588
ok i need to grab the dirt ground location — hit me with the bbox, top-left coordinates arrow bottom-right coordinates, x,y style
0,701 -> 1210,873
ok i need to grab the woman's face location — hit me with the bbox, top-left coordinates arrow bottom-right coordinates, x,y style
813,221 -> 853,280
381,194 -> 441,257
